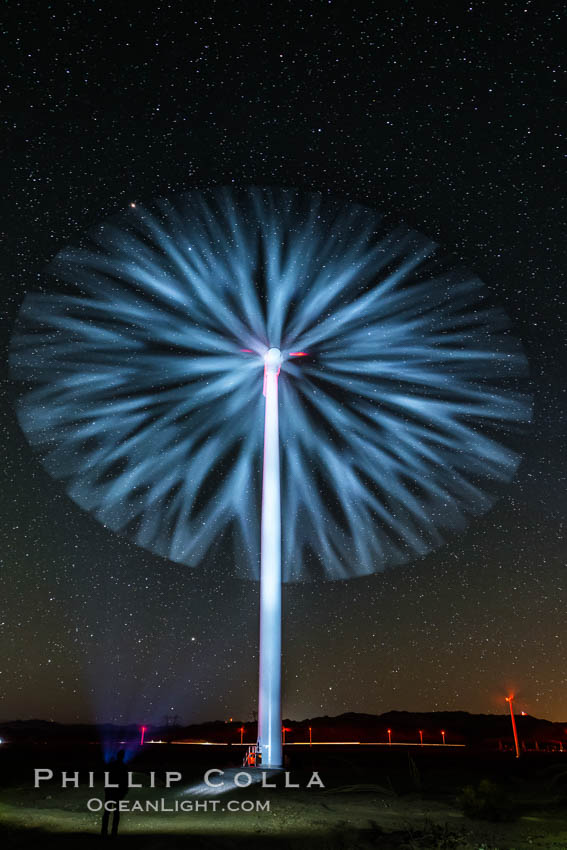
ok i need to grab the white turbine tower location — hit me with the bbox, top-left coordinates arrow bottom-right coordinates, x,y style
258,347 -> 283,767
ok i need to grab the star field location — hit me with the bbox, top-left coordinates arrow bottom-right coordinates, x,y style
1,1 -> 566,725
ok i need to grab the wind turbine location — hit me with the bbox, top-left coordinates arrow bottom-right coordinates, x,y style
10,188 -> 531,768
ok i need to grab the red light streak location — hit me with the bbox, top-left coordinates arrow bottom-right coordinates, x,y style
289,352 -> 308,357
506,696 -> 521,758
140,725 -> 147,746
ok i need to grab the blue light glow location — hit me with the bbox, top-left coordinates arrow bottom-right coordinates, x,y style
10,188 -> 531,582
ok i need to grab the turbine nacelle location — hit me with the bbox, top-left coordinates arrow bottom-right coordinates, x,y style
264,347 -> 282,374
263,348 -> 282,397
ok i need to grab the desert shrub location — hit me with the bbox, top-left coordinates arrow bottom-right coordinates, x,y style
402,819 -> 462,849
457,778 -> 516,822
406,752 -> 422,792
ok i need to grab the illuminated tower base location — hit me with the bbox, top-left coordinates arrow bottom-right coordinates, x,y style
258,347 -> 283,768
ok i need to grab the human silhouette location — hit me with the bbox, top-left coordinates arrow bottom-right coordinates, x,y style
101,749 -> 128,837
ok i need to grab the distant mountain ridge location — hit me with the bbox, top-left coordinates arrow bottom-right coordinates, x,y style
1,710 -> 564,748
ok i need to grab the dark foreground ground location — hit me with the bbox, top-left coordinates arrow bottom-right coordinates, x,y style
2,742 -> 567,849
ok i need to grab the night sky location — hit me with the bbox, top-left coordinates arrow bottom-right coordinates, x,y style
2,2 -> 566,726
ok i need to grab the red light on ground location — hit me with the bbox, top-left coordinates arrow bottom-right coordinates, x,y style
521,711 -> 527,716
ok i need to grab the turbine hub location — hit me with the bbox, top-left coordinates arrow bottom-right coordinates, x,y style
264,347 -> 282,373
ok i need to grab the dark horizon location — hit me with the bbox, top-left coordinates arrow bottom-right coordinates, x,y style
0,707 -> 563,729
